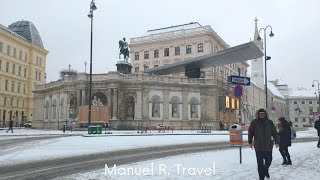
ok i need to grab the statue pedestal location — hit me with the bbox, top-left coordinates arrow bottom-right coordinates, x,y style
116,61 -> 132,74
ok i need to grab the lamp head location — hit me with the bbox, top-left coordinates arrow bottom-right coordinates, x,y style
266,56 -> 271,60
257,35 -> 262,41
91,2 -> 97,11
88,12 -> 93,18
269,31 -> 274,37
312,84 -> 315,87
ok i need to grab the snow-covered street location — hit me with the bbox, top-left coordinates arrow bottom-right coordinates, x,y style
61,141 -> 320,180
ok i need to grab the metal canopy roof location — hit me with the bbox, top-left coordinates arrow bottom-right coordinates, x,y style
144,41 -> 263,75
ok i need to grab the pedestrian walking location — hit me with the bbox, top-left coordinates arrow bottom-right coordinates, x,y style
277,117 -> 292,165
6,119 -> 14,133
219,121 -> 224,131
248,108 -> 279,180
315,117 -> 320,148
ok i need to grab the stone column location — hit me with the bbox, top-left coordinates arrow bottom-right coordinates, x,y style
111,88 -> 118,120
81,89 -> 86,105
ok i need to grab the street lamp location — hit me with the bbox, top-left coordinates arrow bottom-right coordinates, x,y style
84,61 -> 87,73
88,0 -> 97,127
312,80 -> 320,115
68,64 -> 71,75
257,25 -> 274,109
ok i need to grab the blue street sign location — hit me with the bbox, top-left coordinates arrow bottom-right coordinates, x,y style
228,75 -> 251,86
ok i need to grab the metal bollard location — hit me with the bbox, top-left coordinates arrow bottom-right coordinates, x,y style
63,124 -> 66,133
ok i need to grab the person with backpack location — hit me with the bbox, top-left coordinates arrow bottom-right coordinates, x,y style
277,117 -> 292,165
315,117 -> 320,148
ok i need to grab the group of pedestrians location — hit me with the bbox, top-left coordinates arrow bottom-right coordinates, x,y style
248,108 -> 320,180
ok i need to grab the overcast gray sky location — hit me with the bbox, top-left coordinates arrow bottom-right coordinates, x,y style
1,0 -> 319,90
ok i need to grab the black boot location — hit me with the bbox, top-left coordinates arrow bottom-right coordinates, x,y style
265,169 -> 270,178
282,158 -> 288,165
287,157 -> 292,165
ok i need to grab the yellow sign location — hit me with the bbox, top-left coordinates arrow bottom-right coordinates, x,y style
231,98 -> 235,109
225,96 -> 230,108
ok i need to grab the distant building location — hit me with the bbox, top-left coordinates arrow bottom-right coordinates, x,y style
0,21 -> 48,127
129,22 -> 249,80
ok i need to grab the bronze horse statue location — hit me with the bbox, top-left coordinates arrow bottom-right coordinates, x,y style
119,37 -> 130,62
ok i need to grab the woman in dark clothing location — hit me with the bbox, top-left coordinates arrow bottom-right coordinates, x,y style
278,117 -> 292,165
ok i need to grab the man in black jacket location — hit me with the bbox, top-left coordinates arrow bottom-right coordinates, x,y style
315,117 -> 320,148
6,118 -> 14,133
248,109 -> 279,180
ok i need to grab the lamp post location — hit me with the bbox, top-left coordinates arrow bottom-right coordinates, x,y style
312,80 -> 320,116
68,64 -> 71,75
257,25 -> 274,109
84,61 -> 87,73
88,0 -> 97,127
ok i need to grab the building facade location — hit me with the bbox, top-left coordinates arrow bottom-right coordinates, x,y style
32,72 -> 241,130
0,21 -> 48,127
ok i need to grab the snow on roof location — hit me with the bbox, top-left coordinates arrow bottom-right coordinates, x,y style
267,82 -> 285,99
288,87 -> 317,98
144,22 -> 203,35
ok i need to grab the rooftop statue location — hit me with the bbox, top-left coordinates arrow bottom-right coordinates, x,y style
119,37 -> 130,62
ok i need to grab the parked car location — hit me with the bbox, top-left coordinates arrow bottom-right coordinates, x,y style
25,121 -> 32,128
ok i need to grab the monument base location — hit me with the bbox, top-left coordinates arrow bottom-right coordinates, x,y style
116,61 -> 132,74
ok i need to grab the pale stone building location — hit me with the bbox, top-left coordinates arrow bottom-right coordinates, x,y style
32,72 -> 241,130
0,21 -> 48,127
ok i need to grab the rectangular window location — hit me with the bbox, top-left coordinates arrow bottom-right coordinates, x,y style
175,46 -> 180,55
17,99 -> 19,107
13,48 -> 16,58
25,53 -> 28,62
309,101 -> 312,104
5,80 -> 8,91
7,45 -> 10,55
18,82 -> 21,93
197,43 -> 204,52
154,49 -> 159,58
302,101 -> 305,104
294,101 -> 297,104
39,72 -> 41,81
302,118 -> 306,122
18,66 -> 21,76
295,118 -> 298,122
23,100 -> 25,107
12,64 -> 15,74
144,51 -> 149,59
164,48 -> 169,57
144,66 -> 149,70
135,52 -> 139,60
4,97 -> 6,106
11,81 -> 15,92
0,42 -> 2,53
10,98 -> 13,106
135,67 -> 139,72
23,84 -> 26,94
35,71 -> 38,80
154,65 -> 159,68
24,68 -> 27,77
6,62 -> 9,72
0,59 -> 2,71
186,45 -> 192,54
19,51 -> 22,60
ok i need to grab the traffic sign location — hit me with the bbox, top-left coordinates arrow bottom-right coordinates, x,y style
228,75 -> 251,86
234,85 -> 243,98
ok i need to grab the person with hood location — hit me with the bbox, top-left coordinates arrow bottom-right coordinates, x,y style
315,117 -> 320,148
277,117 -> 292,165
248,108 -> 279,180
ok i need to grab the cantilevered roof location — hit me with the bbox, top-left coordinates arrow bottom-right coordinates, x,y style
144,41 -> 263,75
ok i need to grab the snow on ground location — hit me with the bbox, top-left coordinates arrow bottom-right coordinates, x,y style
0,128 -> 318,167
61,142 -> 320,180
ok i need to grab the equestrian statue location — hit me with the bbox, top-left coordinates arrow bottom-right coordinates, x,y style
119,37 -> 130,62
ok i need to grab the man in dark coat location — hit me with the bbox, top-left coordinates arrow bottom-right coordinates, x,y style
315,117 -> 320,148
248,108 -> 279,180
6,119 -> 14,133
